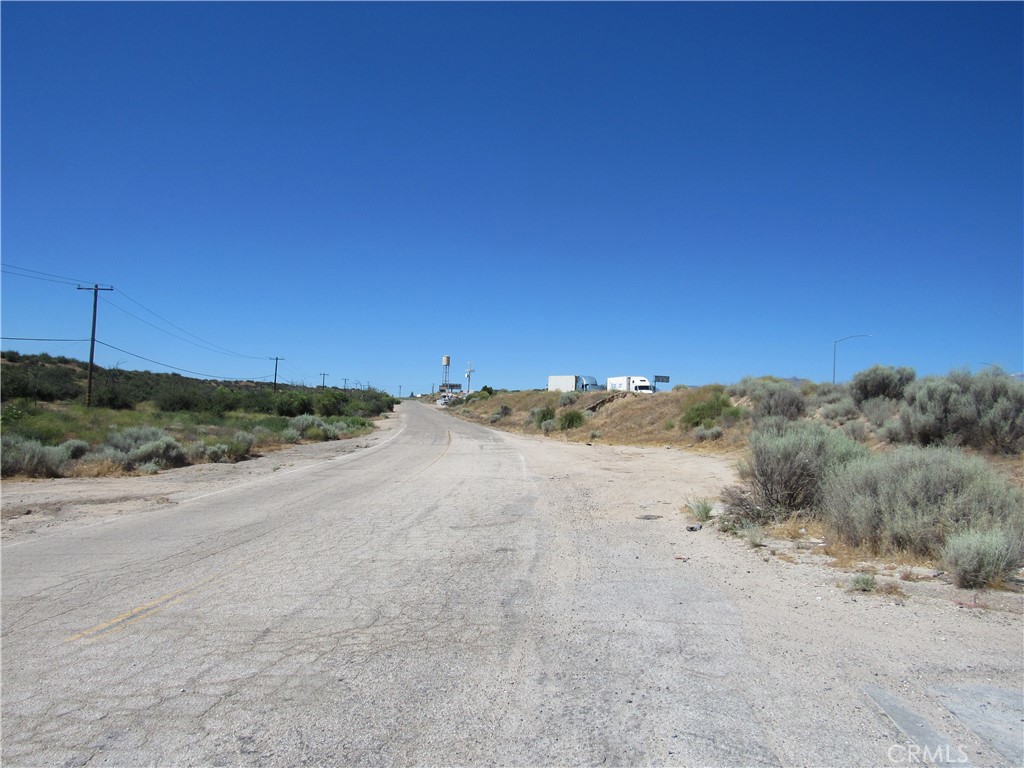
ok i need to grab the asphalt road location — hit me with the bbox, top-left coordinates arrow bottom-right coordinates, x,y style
2,402 -> 780,766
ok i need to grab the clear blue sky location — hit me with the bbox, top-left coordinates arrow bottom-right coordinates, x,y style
3,2 -> 1021,395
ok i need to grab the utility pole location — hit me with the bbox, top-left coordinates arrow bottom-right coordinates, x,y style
319,373 -> 328,388
77,283 -> 113,406
399,385 -> 403,398
271,357 -> 284,392
342,377 -> 349,389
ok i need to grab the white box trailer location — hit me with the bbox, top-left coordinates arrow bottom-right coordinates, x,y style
548,375 -> 579,392
607,375 -> 654,393
548,375 -> 602,392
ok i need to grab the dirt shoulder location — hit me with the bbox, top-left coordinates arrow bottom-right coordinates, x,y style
0,413 -> 403,542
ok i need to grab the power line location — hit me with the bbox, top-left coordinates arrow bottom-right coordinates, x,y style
114,288 -> 265,360
95,340 -> 270,381
100,296 -> 263,360
2,264 -> 108,287
1,336 -> 89,342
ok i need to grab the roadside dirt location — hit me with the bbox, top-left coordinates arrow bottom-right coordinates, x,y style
3,407 -> 1020,766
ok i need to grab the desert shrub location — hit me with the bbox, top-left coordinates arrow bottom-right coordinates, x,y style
848,573 -> 877,593
860,396 -> 898,427
304,426 -> 325,441
942,528 -> 1023,588
558,392 -> 580,407
153,378 -> 213,412
842,420 -> 869,441
557,410 -> 585,430
719,406 -> 746,428
137,461 -> 161,475
315,391 -> 349,417
0,363 -> 82,402
275,391 -> 315,417
879,420 -> 903,443
533,406 -> 556,428
821,446 -> 1024,560
82,445 -> 129,468
682,391 -> 732,428
850,365 -> 916,404
899,370 -> 1024,453
126,436 -> 187,469
754,387 -> 806,421
227,431 -> 255,460
205,444 -> 229,463
806,382 -> 850,408
280,428 -> 301,443
106,426 -> 169,452
1,434 -> 71,477
735,421 -> 868,520
541,419 -> 557,435
693,425 -> 723,442
290,414 -> 326,435
186,441 -> 209,463
62,439 -> 90,461
820,397 -> 859,424
728,377 -> 782,401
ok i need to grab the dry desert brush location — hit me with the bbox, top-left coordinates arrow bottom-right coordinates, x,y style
821,446 -> 1023,586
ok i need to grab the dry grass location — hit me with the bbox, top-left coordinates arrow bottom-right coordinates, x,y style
451,387 -> 749,451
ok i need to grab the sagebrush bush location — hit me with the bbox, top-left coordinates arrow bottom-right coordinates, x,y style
754,387 -> 806,421
820,397 -> 859,424
942,528 -> 1023,588
860,396 -> 897,427
107,426 -> 170,452
227,431 -> 255,460
735,421 -> 868,520
280,428 -> 301,444
821,446 -> 1024,561
557,410 -> 585,430
126,437 -> 187,469
558,392 -> 580,406
898,369 -> 1024,454
850,365 -> 916,404
1,434 -> 71,477
533,406 -> 556,428
806,382 -> 850,408
693,425 -> 723,442
290,414 -> 326,435
540,419 -> 557,435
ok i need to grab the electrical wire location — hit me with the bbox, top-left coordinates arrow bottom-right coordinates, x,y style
113,289 -> 265,360
1,264 -> 108,287
95,340 -> 270,381
100,296 -> 264,360
1,336 -> 90,342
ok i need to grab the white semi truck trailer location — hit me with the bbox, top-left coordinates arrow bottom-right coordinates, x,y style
547,375 -> 601,392
606,375 -> 654,393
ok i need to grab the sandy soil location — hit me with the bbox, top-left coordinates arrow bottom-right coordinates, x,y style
3,409 -> 1021,766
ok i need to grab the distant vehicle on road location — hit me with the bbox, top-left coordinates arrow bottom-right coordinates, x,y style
607,376 -> 654,394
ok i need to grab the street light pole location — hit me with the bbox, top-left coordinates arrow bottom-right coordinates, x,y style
833,334 -> 871,384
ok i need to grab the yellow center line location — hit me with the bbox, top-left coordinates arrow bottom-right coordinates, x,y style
66,559 -> 246,643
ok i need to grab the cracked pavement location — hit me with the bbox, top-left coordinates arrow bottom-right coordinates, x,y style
2,402 -> 1020,767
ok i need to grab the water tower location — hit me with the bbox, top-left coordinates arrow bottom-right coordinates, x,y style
441,355 -> 451,392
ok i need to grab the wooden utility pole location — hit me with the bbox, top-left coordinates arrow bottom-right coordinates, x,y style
77,284 -> 113,406
271,357 -> 284,392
